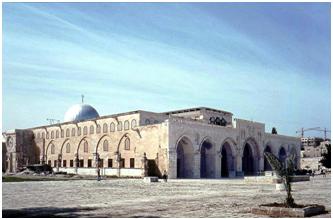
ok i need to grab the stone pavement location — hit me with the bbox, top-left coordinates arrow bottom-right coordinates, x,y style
2,176 -> 331,217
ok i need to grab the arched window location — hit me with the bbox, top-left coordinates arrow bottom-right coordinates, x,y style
83,126 -> 88,135
66,143 -> 70,153
145,119 -> 150,125
117,122 -> 122,131
56,130 -> 59,138
84,141 -> 88,153
103,139 -> 109,151
125,138 -> 130,150
51,144 -> 55,154
66,129 -> 70,137
131,119 -> 137,129
71,128 -> 76,137
51,131 -> 54,139
42,132 -> 45,139
110,122 -> 115,132
96,124 -> 101,134
78,127 -> 81,136
90,125 -> 94,134
124,120 -> 129,130
103,123 -> 108,133
37,133 -> 40,139
46,132 -> 49,139
61,130 -> 64,138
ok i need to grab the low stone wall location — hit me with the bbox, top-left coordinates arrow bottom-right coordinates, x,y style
53,167 -> 142,177
244,175 -> 310,184
244,176 -> 279,184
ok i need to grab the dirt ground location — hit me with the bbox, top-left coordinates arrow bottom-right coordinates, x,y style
2,175 -> 331,217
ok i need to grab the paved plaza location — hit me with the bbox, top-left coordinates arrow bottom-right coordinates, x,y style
2,176 -> 331,217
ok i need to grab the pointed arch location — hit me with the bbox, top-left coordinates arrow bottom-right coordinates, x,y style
176,136 -> 194,178
199,136 -> 216,178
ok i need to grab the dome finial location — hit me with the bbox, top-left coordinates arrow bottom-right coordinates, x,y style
81,94 -> 84,104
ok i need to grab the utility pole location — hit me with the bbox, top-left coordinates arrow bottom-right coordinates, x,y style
81,94 -> 84,104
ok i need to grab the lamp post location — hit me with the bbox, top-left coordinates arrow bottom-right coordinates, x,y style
57,154 -> 62,172
115,152 -> 121,177
93,152 -> 100,181
74,153 -> 79,174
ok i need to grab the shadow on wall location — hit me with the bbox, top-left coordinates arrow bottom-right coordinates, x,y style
148,159 -> 162,178
3,206 -> 99,218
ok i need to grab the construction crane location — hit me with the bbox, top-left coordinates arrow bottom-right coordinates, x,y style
296,127 -> 331,139
317,128 -> 331,140
296,127 -> 321,137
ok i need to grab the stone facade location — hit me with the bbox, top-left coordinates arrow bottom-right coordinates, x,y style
3,107 -> 300,179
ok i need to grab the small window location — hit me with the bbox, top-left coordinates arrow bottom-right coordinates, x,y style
54,160 -> 57,167
78,127 -> 81,136
131,119 -> 137,129
110,122 -> 115,132
70,160 -> 74,167
120,158 -> 125,168
56,130 -> 59,138
88,159 -> 92,167
117,122 -> 122,131
103,123 -> 108,133
99,159 -> 104,168
66,129 -> 70,137
48,160 -> 51,166
90,125 -> 94,134
66,143 -> 70,153
84,141 -> 88,153
79,159 -> 84,167
51,131 -> 54,139
108,159 -> 113,168
103,139 -> 109,152
51,144 -> 55,154
96,124 -> 101,134
125,138 -> 130,150
130,158 -> 135,168
63,160 -> 67,167
83,126 -> 88,135
61,130 -> 64,138
124,120 -> 129,130
71,128 -> 76,137
145,119 -> 150,125
42,132 -> 45,139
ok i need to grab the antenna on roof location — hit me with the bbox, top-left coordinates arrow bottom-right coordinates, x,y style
81,94 -> 84,104
47,118 -> 60,125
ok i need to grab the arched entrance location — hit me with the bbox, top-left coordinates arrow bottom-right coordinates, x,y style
278,147 -> 287,166
264,146 -> 272,171
242,143 -> 254,175
221,142 -> 234,177
200,139 -> 215,178
176,137 -> 194,178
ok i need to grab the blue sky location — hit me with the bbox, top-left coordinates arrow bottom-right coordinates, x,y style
2,2 -> 331,137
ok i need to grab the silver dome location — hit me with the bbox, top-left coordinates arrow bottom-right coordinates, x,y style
64,104 -> 99,122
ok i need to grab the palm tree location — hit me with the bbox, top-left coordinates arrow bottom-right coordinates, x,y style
264,152 -> 296,208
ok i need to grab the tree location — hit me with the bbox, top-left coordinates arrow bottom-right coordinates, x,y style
320,144 -> 331,168
272,127 -> 278,134
264,152 -> 296,208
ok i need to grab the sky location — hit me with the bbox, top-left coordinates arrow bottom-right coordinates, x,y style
2,2 -> 331,138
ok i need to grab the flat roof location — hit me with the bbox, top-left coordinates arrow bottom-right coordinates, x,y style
164,107 -> 233,116
5,107 -> 233,132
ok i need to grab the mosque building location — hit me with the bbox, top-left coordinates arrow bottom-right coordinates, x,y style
3,102 -> 300,179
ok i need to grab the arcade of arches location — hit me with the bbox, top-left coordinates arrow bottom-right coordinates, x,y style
175,136 -> 298,178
